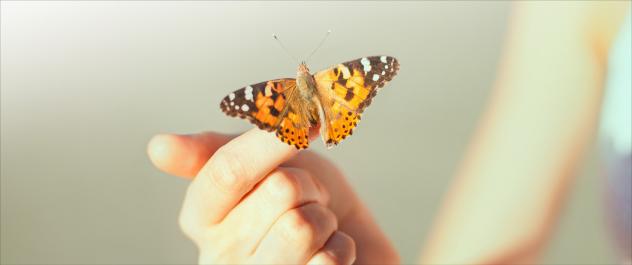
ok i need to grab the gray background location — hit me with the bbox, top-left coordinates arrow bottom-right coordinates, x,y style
1,2 -> 616,264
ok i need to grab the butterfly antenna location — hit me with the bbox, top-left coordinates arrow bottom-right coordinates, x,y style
305,29 -> 331,63
272,33 -> 299,64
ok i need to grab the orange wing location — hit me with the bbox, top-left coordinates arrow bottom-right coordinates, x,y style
220,78 -> 311,149
313,56 -> 399,148
220,78 -> 295,131
275,111 -> 311,150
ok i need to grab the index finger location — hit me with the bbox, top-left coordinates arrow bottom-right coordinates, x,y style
147,132 -> 234,179
181,128 -> 300,226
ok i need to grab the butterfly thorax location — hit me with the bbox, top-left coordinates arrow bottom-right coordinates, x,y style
296,63 -> 317,98
289,63 -> 320,127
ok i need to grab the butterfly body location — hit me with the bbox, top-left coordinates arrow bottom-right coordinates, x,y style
290,63 -> 320,129
220,56 -> 399,149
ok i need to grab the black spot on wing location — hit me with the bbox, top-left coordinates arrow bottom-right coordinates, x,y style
344,89 -> 354,101
269,106 -> 280,116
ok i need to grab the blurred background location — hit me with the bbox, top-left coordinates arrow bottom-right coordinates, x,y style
1,1 -> 617,264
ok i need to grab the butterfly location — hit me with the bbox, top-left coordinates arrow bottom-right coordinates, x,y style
220,56 -> 399,149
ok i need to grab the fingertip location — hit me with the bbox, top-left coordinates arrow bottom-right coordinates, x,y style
147,134 -> 188,177
307,231 -> 356,265
148,132 -> 235,178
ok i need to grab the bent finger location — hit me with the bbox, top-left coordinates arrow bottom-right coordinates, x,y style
181,128 -> 301,227
219,167 -> 329,252
252,203 -> 337,264
307,231 -> 356,265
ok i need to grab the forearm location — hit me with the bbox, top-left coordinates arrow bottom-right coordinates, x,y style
421,2 -> 628,264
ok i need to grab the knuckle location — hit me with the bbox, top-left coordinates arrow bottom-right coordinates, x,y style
283,210 -> 318,242
265,168 -> 304,204
281,204 -> 336,244
207,146 -> 248,193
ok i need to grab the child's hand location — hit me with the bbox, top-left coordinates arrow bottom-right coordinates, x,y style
147,129 -> 398,264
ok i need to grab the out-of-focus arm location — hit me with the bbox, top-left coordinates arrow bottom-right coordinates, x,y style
421,2 -> 630,264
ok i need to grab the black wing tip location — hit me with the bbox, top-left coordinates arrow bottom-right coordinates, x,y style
219,99 -> 231,113
369,55 -> 398,60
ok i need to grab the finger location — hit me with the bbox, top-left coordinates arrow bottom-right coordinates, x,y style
252,203 -> 337,264
147,128 -> 320,179
219,167 -> 330,253
181,128 -> 303,227
147,132 -> 233,178
307,231 -> 356,265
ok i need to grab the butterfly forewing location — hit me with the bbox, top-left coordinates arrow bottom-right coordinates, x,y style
220,79 -> 295,132
313,56 -> 399,147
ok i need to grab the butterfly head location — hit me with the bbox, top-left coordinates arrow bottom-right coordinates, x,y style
298,62 -> 310,75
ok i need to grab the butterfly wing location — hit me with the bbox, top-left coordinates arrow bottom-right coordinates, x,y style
313,56 -> 399,147
220,78 -> 311,149
220,79 -> 295,132
275,112 -> 311,150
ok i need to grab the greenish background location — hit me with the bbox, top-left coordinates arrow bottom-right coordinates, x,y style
0,2 -> 616,264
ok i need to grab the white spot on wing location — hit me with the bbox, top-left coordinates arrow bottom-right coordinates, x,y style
340,65 -> 351,79
234,105 -> 239,110
385,65 -> 389,69
229,93 -> 235,100
264,85 -> 272,97
381,71 -> 385,75
380,56 -> 387,63
360,57 -> 371,73
241,104 -> 250,112
372,74 -> 380,81
230,101 -> 234,106
245,86 -> 254,101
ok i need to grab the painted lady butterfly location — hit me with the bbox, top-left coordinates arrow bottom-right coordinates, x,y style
220,56 -> 399,149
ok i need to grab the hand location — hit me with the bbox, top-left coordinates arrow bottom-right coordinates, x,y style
147,129 -> 399,264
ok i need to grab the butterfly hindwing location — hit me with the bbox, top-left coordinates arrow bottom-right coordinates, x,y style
322,108 -> 361,146
220,79 -> 295,132
314,56 -> 399,147
275,114 -> 311,150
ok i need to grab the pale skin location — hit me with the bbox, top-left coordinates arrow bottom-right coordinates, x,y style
147,2 -> 629,264
421,2 -> 630,264
147,128 -> 399,264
